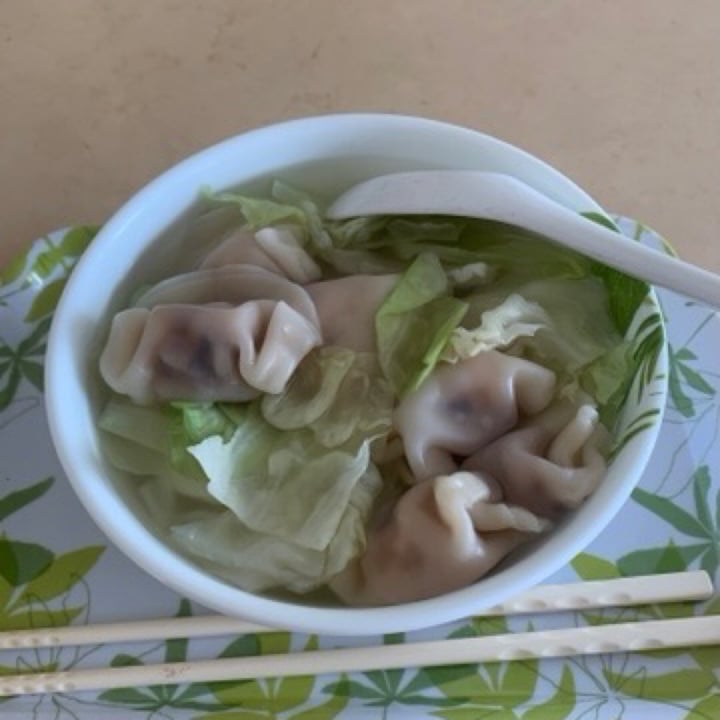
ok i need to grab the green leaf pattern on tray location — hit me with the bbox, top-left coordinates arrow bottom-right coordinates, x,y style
0,220 -> 718,719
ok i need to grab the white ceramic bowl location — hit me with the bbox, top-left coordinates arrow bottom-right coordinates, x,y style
45,114 -> 668,635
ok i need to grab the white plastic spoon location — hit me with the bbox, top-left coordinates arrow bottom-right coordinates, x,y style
326,170 -> 720,309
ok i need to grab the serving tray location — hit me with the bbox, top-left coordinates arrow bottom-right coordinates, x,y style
0,219 -> 718,719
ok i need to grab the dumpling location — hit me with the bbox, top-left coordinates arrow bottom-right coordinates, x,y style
100,301 -> 321,404
254,226 -> 322,283
134,264 -> 320,328
463,401 -> 609,517
200,227 -> 284,275
329,471 -> 549,605
200,226 -> 322,284
394,351 -> 557,481
307,274 -> 398,353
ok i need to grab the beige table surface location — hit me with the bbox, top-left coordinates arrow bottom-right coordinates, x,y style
1,0 -> 718,273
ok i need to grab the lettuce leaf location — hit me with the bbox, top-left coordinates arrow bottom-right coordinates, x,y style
442,294 -> 549,362
576,341 -> 636,427
460,276 -> 632,426
98,395 -> 234,482
270,180 -> 333,251
261,347 -> 356,429
178,400 -> 384,591
205,188 -> 307,230
188,404 -> 379,552
375,253 -> 468,395
448,261 -> 493,290
330,216 -> 480,265
170,462 -> 381,593
98,396 -> 171,452
581,212 -> 650,334
330,212 -> 647,338
463,277 -> 620,372
330,215 -> 590,274
261,347 -> 394,448
98,397 -> 210,500
170,402 -> 245,444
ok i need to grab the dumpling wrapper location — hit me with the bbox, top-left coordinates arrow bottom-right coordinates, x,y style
329,471 -> 549,605
100,301 -> 321,404
133,264 -> 320,328
307,274 -> 398,353
463,401 -> 609,518
394,350 -> 557,481
200,225 -> 322,284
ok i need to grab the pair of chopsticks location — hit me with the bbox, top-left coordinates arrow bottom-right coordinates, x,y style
0,571 -> 715,696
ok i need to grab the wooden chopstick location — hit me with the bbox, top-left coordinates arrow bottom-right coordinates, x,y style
0,571 -> 711,651
1,615 -> 718,697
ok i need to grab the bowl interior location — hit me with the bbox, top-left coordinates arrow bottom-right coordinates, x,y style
46,114 -> 668,635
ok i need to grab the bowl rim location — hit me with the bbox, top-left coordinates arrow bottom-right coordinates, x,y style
45,113 -> 668,635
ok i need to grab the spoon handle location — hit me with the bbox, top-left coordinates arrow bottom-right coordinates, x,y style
327,171 -> 720,309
